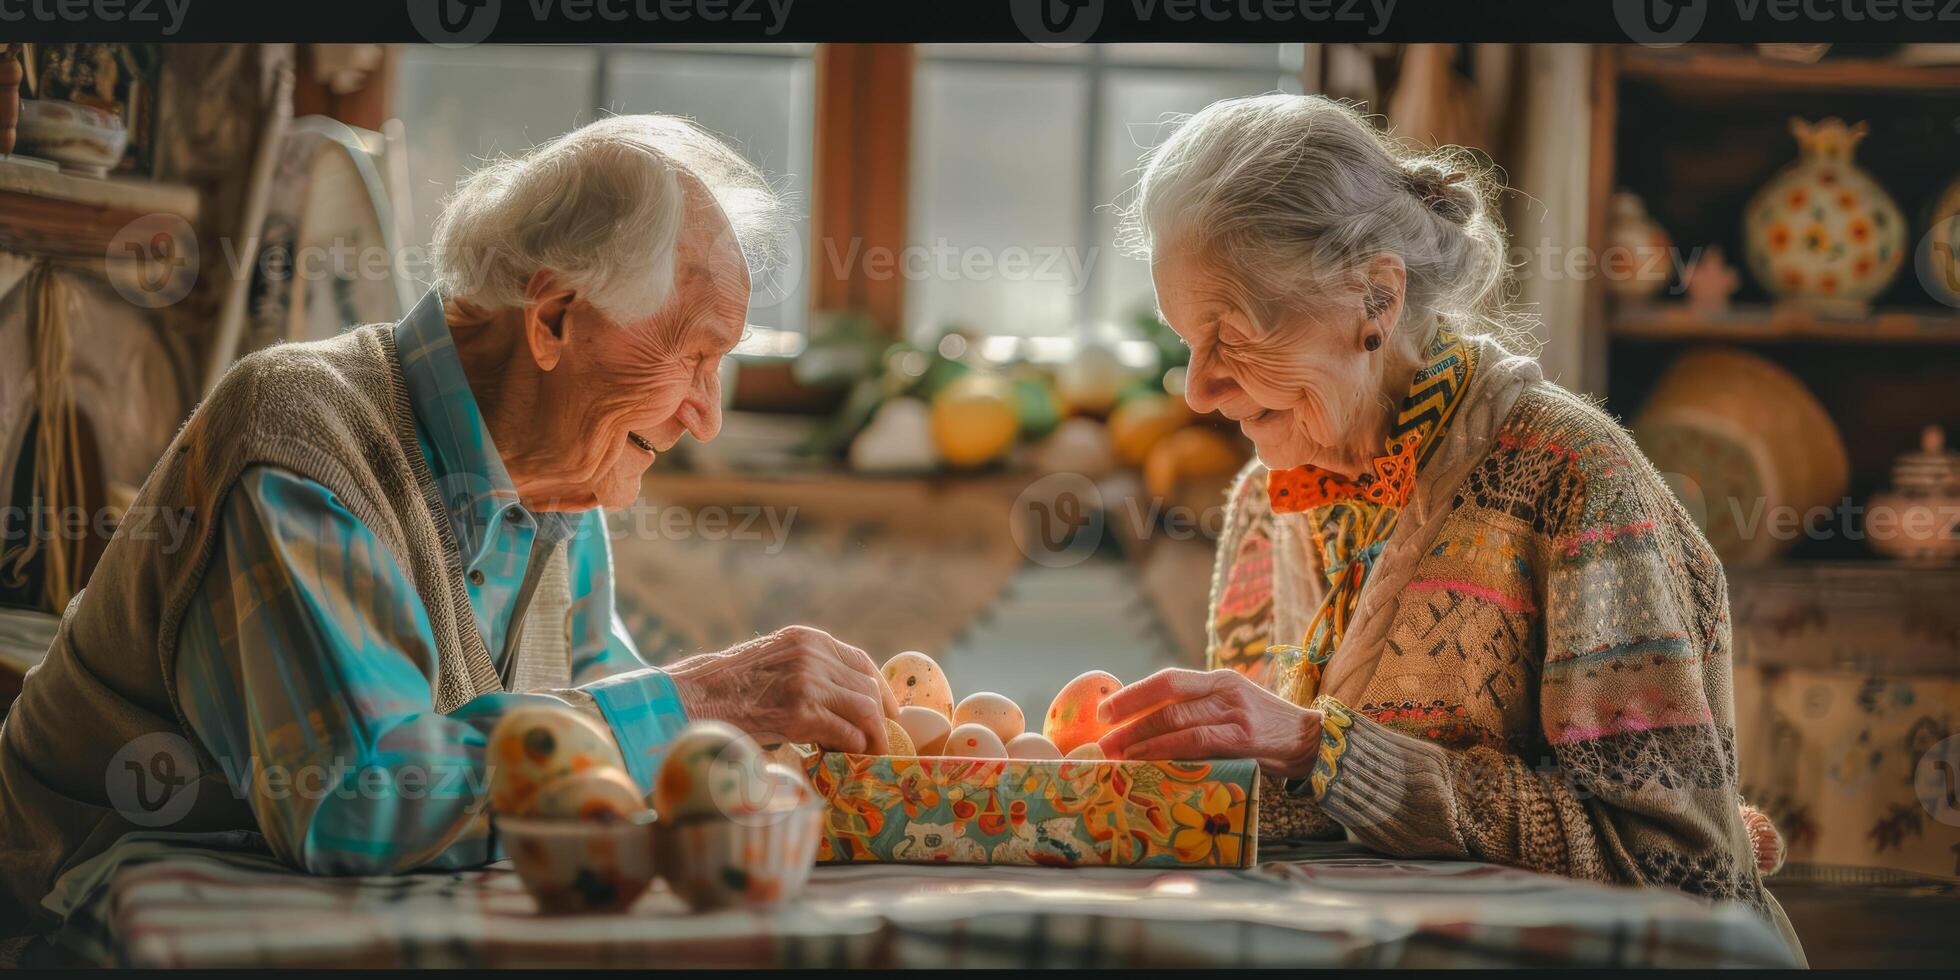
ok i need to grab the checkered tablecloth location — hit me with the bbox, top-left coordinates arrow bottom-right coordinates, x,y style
44,833 -> 1798,968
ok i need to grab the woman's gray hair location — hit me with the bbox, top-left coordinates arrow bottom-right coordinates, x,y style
432,114 -> 793,323
1119,94 -> 1529,348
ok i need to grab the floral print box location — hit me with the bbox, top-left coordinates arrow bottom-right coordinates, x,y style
802,753 -> 1260,868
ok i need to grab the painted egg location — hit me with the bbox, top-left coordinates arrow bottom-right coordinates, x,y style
942,723 -> 1008,759
896,705 -> 952,756
953,692 -> 1024,743
1065,742 -> 1106,760
1006,733 -> 1061,760
1044,670 -> 1122,755
882,651 -> 954,719
527,768 -> 646,823
652,720 -> 766,821
488,704 -> 626,815
884,718 -> 917,756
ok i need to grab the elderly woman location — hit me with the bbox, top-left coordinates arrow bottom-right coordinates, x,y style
0,115 -> 894,930
1098,95 -> 1799,951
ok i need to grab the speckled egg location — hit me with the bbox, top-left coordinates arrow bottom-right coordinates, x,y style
528,768 -> 647,823
1006,732 -> 1062,760
953,692 -> 1024,742
942,723 -> 1008,759
1044,670 -> 1122,755
882,651 -> 954,719
653,721 -> 766,821
488,704 -> 627,815
884,718 -> 917,756
896,706 -> 952,755
1065,742 -> 1106,760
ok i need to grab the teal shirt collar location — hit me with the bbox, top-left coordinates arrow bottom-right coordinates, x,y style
393,289 -> 528,568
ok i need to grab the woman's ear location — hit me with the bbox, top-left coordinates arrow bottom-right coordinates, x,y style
521,269 -> 577,372
1359,254 -> 1408,351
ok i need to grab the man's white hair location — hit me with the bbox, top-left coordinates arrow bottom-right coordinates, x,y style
432,114 -> 793,324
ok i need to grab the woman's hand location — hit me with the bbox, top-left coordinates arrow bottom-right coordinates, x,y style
666,626 -> 899,754
1096,668 -> 1322,779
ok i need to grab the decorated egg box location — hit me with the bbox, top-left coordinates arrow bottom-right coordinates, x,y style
799,658 -> 1262,869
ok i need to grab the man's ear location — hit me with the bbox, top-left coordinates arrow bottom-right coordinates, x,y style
521,269 -> 577,372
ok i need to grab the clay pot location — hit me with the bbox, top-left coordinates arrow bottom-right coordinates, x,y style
1605,190 -> 1674,301
1743,118 -> 1905,315
1866,426 -> 1960,566
1919,174 -> 1960,308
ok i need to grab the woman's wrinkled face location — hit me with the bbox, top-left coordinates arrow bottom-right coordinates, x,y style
1151,248 -> 1382,474
513,204 -> 748,512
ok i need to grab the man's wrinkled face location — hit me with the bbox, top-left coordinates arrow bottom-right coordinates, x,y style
521,196 -> 748,511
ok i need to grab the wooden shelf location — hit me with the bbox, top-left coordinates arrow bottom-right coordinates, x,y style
0,156 -> 201,262
1620,47 -> 1960,97
1611,304 -> 1960,344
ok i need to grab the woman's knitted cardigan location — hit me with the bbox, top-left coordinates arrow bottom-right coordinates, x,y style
1207,355 -> 1800,951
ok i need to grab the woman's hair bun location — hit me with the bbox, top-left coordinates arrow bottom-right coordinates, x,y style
1402,162 -> 1477,227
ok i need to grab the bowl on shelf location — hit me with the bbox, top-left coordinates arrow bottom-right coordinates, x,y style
14,99 -> 127,177
500,810 -> 660,915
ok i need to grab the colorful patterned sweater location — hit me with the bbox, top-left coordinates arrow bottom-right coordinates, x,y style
1208,375 -> 1797,946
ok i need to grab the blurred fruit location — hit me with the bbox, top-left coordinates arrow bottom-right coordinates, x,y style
1031,417 -> 1115,477
1010,373 -> 1063,439
1144,426 -> 1245,501
1107,393 -> 1193,466
848,397 -> 937,473
1055,346 -> 1132,417
930,374 -> 1020,468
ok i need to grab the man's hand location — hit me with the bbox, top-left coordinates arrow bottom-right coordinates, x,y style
1096,667 -> 1322,779
666,625 -> 899,754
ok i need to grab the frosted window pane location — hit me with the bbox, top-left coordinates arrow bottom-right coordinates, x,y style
605,52 -> 816,335
906,63 -> 1090,342
395,46 -> 601,265
1092,68 -> 1297,334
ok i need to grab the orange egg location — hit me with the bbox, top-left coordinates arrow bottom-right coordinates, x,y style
528,768 -> 646,823
1006,733 -> 1061,760
953,692 -> 1024,742
896,705 -> 952,755
942,723 -> 1008,759
882,651 -> 954,719
487,704 -> 626,815
1043,670 -> 1122,755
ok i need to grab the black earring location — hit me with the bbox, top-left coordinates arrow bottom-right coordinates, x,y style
1364,334 -> 1382,352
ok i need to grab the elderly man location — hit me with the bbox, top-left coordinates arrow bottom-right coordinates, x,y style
0,115 -> 893,931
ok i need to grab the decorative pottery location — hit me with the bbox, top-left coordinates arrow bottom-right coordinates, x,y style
1743,118 -> 1905,314
1919,174 -> 1960,307
500,812 -> 660,915
1632,346 -> 1849,566
13,99 -> 128,177
1683,245 -> 1740,315
1604,190 -> 1675,300
1865,426 -> 1960,566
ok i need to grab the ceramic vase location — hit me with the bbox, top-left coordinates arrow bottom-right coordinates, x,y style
1743,117 -> 1905,315
1605,190 -> 1674,301
1866,426 -> 1960,566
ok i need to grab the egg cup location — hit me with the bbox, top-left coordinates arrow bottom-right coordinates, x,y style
653,796 -> 825,913
500,810 -> 660,915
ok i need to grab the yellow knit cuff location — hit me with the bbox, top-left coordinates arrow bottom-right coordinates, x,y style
1307,694 -> 1357,801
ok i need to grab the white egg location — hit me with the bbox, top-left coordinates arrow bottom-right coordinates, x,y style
1006,733 -> 1062,760
942,723 -> 1008,759
953,692 -> 1025,742
896,705 -> 952,755
527,768 -> 646,823
1065,742 -> 1106,760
